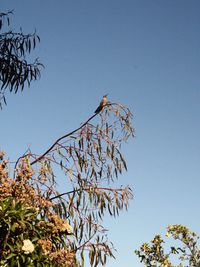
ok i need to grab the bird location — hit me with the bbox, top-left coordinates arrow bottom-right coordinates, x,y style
94,94 -> 108,114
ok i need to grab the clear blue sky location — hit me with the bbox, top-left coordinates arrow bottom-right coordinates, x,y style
1,1 -> 200,266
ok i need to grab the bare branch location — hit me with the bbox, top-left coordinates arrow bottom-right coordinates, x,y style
30,112 -> 98,165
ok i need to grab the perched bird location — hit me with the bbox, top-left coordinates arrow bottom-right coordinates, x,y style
95,94 -> 108,114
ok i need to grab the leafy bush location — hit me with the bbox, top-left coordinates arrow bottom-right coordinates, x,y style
135,224 -> 200,267
0,197 -> 75,267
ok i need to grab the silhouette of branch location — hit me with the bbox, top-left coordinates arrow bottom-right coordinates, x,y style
15,102 -> 126,169
74,231 -> 97,252
50,187 -> 127,201
30,112 -> 98,166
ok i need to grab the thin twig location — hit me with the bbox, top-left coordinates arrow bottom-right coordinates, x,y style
30,113 -> 98,166
15,102 -> 122,168
50,186 -> 127,201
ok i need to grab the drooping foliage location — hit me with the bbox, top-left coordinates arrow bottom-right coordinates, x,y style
0,11 -> 43,108
1,101 -> 134,266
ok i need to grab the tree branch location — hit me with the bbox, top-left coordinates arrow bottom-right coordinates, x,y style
15,102 -> 127,169
30,112 -> 98,166
50,186 -> 129,201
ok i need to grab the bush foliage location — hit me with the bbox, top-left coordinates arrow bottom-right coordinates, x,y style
135,224 -> 200,267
